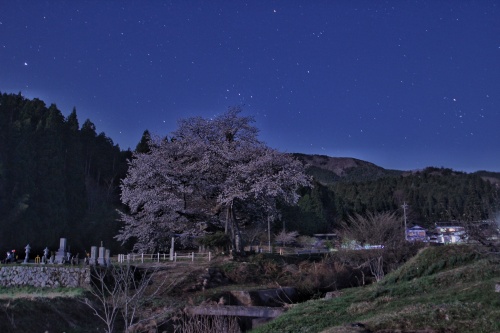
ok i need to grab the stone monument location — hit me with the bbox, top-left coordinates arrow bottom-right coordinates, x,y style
23,244 -> 31,264
55,238 -> 67,264
42,247 -> 50,264
105,249 -> 111,266
97,244 -> 106,266
90,246 -> 98,265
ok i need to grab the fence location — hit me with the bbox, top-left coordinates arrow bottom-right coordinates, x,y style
245,245 -> 332,255
116,252 -> 212,264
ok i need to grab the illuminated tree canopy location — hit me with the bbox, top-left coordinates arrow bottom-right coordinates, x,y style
116,108 -> 311,252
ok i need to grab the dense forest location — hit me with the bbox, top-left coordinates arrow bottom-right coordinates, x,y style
0,92 -> 498,255
0,92 -> 130,254
287,166 -> 500,234
330,167 -> 499,226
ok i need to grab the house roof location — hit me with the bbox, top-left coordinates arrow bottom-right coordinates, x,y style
408,225 -> 426,230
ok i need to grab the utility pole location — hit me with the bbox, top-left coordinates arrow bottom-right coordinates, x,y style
402,202 -> 408,241
268,215 -> 271,253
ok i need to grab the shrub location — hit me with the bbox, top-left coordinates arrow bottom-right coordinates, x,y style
197,232 -> 231,252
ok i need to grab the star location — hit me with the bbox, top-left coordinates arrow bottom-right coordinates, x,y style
0,1 -> 498,172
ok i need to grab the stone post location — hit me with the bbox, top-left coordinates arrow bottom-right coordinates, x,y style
170,237 -> 174,261
90,246 -> 98,266
55,238 -> 67,264
105,249 -> 111,266
98,246 -> 106,266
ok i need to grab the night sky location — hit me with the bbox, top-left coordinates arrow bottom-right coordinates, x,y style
1,1 -> 499,172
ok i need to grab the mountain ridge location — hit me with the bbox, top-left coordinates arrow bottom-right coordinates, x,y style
293,152 -> 500,186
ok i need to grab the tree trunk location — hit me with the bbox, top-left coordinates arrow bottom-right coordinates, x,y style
225,201 -> 244,253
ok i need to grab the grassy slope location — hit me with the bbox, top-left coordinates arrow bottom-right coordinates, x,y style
0,262 -> 212,333
0,291 -> 104,333
252,245 -> 500,333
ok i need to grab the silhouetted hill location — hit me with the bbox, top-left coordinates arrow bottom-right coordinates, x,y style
474,170 -> 500,188
293,153 -> 403,185
294,153 -> 500,187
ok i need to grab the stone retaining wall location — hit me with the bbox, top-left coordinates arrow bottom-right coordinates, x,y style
0,265 -> 90,288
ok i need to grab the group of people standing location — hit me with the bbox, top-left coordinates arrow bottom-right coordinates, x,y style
2,250 -> 16,264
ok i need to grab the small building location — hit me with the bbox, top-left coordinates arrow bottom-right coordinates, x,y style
406,225 -> 428,242
434,221 -> 466,244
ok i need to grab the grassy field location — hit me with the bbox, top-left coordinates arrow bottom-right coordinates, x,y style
251,245 -> 500,333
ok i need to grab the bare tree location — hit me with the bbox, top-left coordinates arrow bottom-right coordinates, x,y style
0,300 -> 17,330
368,255 -> 385,282
174,314 -> 241,333
83,263 -> 171,333
464,220 -> 500,253
337,211 -> 406,283
340,212 -> 403,246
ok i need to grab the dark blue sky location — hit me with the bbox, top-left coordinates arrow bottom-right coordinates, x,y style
1,1 -> 499,172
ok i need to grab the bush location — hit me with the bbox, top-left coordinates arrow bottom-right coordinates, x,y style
197,232 -> 231,252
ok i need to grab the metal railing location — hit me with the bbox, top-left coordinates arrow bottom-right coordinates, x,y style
116,252 -> 212,263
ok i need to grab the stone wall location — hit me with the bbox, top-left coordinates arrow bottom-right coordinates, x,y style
0,265 -> 90,288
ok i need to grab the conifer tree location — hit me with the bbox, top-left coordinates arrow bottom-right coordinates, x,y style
135,130 -> 151,153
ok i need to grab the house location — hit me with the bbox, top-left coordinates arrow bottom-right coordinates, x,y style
406,225 -> 428,242
434,221 -> 466,244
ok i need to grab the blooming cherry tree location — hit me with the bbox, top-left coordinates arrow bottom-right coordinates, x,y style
116,108 -> 311,252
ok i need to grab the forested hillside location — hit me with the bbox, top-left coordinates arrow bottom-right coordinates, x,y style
288,164 -> 500,234
0,92 -> 130,254
1,92 -> 498,255
330,167 -> 499,226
